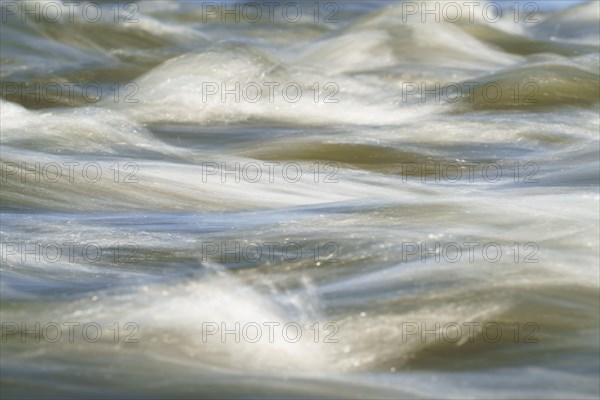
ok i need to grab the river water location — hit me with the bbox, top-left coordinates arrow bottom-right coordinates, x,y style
1,1 -> 599,398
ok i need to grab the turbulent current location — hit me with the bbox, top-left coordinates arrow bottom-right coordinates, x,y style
0,0 -> 599,398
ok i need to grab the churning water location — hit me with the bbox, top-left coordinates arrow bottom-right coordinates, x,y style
1,0 -> 599,398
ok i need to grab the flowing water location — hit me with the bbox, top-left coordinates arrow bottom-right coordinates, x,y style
1,0 -> 599,398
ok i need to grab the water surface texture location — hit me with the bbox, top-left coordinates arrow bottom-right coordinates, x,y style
1,0 -> 599,399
